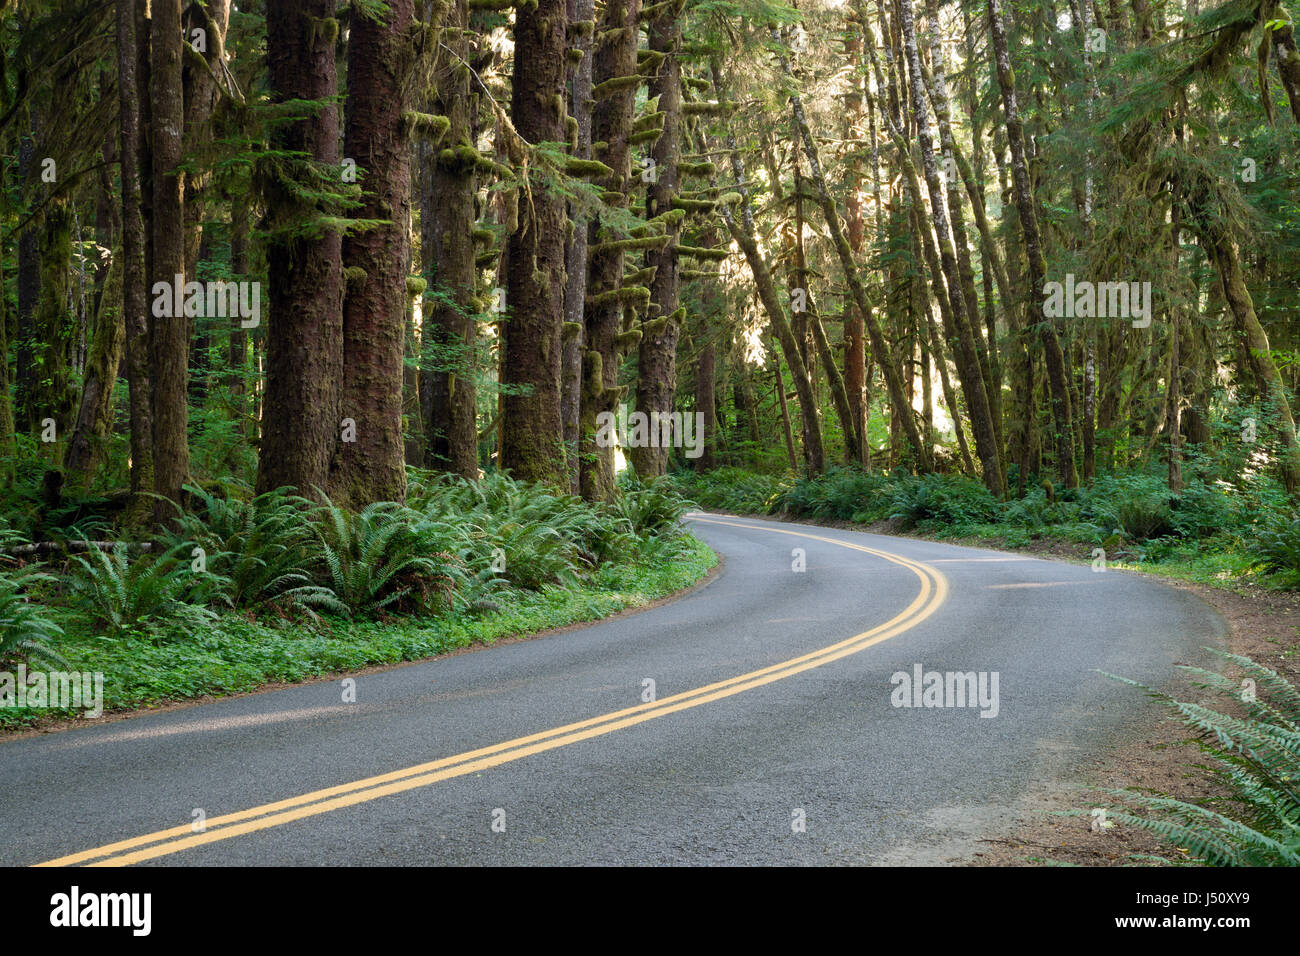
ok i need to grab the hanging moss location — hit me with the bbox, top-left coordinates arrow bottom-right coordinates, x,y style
588,285 -> 651,307
683,101 -> 730,115
672,197 -> 715,212
678,244 -> 729,260
403,111 -> 451,142
637,50 -> 667,73
632,110 -> 666,132
592,74 -> 641,100
565,158 -> 615,178
679,161 -> 716,177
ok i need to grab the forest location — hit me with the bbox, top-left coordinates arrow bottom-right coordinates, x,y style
0,0 -> 1298,865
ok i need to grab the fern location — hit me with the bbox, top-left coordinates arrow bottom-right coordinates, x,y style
1092,655 -> 1300,866
68,540 -> 214,637
313,498 -> 459,617
0,570 -> 66,668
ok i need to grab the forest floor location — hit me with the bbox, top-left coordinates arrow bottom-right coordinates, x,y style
698,507 -> 1300,866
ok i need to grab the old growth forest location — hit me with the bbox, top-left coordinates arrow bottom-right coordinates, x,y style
1,0 -> 1299,868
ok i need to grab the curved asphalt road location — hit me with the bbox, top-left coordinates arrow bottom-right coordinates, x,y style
1,514 -> 1224,866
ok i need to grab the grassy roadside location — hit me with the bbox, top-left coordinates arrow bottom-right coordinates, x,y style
0,534 -> 717,733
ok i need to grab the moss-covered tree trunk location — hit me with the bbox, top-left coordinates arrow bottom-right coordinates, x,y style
1208,236 -> 1300,498
118,0 -> 153,524
631,0 -> 683,479
502,0 -> 569,488
562,0 -> 595,493
422,0 -> 479,481
33,199 -> 76,450
579,0 -> 638,499
330,0 -> 416,507
790,30 -> 930,473
149,0 -> 190,524
257,0 -> 343,501
65,257 -> 124,489
897,3 -> 1001,494
16,135 -> 39,432
987,0 -> 1077,488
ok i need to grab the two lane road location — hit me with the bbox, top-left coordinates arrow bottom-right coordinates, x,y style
1,514 -> 1223,865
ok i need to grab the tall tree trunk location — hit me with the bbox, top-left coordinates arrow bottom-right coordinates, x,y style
631,0 -> 683,479
695,336 -> 717,470
898,3 -> 1002,495
712,58 -> 824,475
118,0 -> 153,524
65,256 -> 124,490
331,0 -> 415,507
422,0 -> 479,480
579,0 -> 639,498
502,0 -> 569,487
1206,236 -> 1300,497
561,0 -> 595,492
987,0 -> 1077,488
796,28 -> 932,472
149,0 -> 190,523
257,0 -> 344,501
844,4 -> 868,467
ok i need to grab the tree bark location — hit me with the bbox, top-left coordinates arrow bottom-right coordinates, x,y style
502,0 -> 569,487
422,0 -> 479,480
257,0 -> 344,501
987,0 -> 1077,488
631,0 -> 684,479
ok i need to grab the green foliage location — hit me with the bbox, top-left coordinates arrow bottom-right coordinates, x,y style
771,467 -> 888,521
611,475 -> 690,537
1093,655 -> 1300,866
67,541 -> 215,638
1250,515 -> 1300,582
887,475 -> 1000,529
313,498 -> 457,618
665,467 -> 791,514
1114,496 -> 1176,542
0,570 -> 66,668
680,464 -> 1294,583
165,485 -> 338,614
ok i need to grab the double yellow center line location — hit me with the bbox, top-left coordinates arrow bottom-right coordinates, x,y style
36,516 -> 947,867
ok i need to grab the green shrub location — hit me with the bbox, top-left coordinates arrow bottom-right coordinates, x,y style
1114,496 -> 1176,541
1250,515 -> 1300,581
773,467 -> 886,520
166,485 -> 338,613
611,480 -> 689,537
68,540 -> 215,637
0,570 -> 66,667
314,499 -> 458,617
887,475 -> 999,529
665,467 -> 791,514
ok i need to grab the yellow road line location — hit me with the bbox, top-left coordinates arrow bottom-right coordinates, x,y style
36,515 -> 947,867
